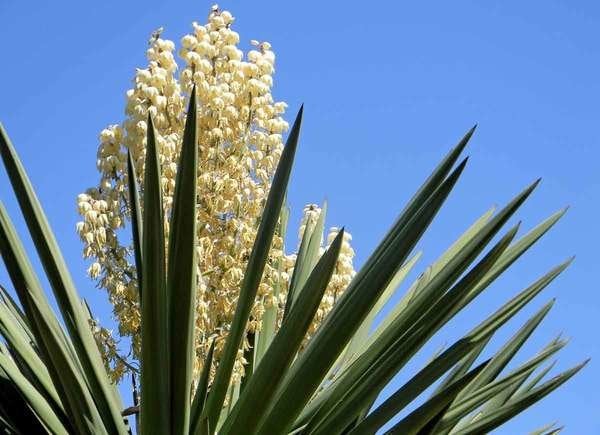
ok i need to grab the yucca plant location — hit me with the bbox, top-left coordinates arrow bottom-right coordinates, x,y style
0,83 -> 587,434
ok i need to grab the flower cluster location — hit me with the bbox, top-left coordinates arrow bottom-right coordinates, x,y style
88,317 -> 131,384
318,227 -> 356,326
77,5 -> 356,385
292,205 -> 357,344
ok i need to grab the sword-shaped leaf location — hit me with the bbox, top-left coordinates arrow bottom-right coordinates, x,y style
127,150 -> 143,302
139,115 -> 170,434
384,360 -> 488,435
0,202 -> 102,433
0,351 -> 69,434
0,123 -> 126,434
255,203 -> 290,365
190,339 -> 215,435
221,230 -> 344,435
202,106 -> 303,430
167,88 -> 199,435
284,201 -> 328,318
453,360 -> 588,435
348,337 -> 481,434
306,223 -> 520,435
257,147 -> 471,435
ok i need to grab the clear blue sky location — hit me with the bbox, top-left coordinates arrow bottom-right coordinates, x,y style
0,1 -> 598,433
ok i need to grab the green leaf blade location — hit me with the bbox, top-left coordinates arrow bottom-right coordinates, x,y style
0,123 -> 126,434
202,106 -> 304,430
167,88 -> 199,435
222,229 -> 344,435
139,115 -> 170,434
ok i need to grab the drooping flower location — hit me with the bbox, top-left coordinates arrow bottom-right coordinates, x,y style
77,5 -> 356,384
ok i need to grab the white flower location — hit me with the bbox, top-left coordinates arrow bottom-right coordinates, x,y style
75,5 -> 356,388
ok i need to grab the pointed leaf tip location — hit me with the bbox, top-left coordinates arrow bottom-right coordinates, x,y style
456,156 -> 469,171
458,125 -> 477,149
565,256 -> 576,266
527,178 -> 542,193
295,105 -> 304,122
508,221 -> 522,236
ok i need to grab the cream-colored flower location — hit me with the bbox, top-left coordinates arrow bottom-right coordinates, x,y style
77,6 -> 356,387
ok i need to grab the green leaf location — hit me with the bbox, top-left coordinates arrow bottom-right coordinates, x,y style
415,404 -> 451,435
285,201 -> 327,316
202,106 -> 304,431
0,300 -> 65,419
455,207 -> 568,315
302,236 -> 568,435
393,126 -> 476,234
515,360 -> 558,398
0,202 -> 102,433
312,252 -> 422,414
345,205 -> 491,394
306,223 -> 519,435
348,337 -> 482,434
432,335 -> 490,396
431,206 -> 496,276
542,427 -> 564,435
351,181 -> 540,393
139,115 -> 170,434
221,229 -> 344,435
0,285 -> 34,342
531,423 -> 562,435
0,352 -> 69,434
282,204 -> 314,320
127,149 -> 144,303
452,360 -> 588,434
467,258 -> 572,341
190,339 -> 216,435
341,252 -> 422,371
414,179 -> 541,330
258,154 -> 470,435
492,208 -> 567,280
438,332 -> 565,432
384,360 -> 489,435
0,123 -> 126,434
452,299 -> 555,406
436,371 -> 530,432
364,206 -> 495,360
167,88 -> 199,435
255,204 -> 290,366
0,363 -> 46,433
